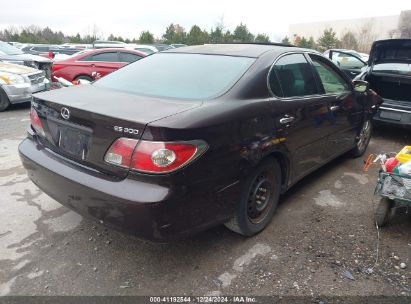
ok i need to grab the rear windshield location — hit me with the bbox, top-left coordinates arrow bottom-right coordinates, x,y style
93,53 -> 255,100
373,63 -> 411,75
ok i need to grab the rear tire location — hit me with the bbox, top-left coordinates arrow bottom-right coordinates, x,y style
225,158 -> 281,236
0,89 -> 10,112
375,197 -> 392,227
351,119 -> 372,158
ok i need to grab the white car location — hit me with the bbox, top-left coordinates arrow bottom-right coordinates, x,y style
0,62 -> 49,111
324,49 -> 368,62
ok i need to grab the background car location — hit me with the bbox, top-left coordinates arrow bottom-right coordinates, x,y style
324,49 -> 369,62
170,43 -> 187,48
0,61 -> 48,111
0,40 -> 52,79
127,44 -> 159,55
51,48 -> 146,82
324,49 -> 368,79
20,44 -> 381,241
21,44 -> 57,56
22,44 -> 82,60
356,39 -> 411,128
153,44 -> 174,51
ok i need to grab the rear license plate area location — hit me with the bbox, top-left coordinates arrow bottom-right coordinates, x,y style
58,125 -> 91,160
380,111 -> 402,121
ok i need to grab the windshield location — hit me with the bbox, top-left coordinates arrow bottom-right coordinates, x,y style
0,41 -> 24,55
94,53 -> 255,100
373,63 -> 411,76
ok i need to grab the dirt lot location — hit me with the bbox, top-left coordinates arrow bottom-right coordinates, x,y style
0,103 -> 410,298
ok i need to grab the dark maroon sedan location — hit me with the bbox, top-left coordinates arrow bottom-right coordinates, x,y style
19,44 -> 381,241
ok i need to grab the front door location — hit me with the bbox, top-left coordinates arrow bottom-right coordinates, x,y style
308,53 -> 363,155
268,53 -> 331,182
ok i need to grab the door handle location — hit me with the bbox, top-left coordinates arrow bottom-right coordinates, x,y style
330,105 -> 340,111
279,116 -> 295,124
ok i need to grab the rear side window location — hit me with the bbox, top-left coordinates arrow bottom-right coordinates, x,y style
119,52 -> 142,63
269,53 -> 317,97
91,52 -> 119,62
309,55 -> 350,94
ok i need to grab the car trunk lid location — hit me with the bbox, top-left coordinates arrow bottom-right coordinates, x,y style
32,85 -> 202,178
369,39 -> 411,65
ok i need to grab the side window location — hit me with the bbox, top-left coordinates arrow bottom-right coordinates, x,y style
119,52 -> 142,63
91,52 -> 119,62
269,53 -> 318,98
309,55 -> 350,94
78,55 -> 94,61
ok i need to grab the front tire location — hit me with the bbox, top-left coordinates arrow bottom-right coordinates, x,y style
351,119 -> 372,157
225,158 -> 281,236
0,89 -> 10,112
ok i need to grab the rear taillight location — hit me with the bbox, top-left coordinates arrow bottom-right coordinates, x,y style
104,138 -> 138,168
30,107 -> 45,137
104,138 -> 207,174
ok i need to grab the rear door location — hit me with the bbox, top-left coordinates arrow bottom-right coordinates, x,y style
268,53 -> 331,182
119,51 -> 143,64
308,53 -> 361,155
88,51 -> 125,77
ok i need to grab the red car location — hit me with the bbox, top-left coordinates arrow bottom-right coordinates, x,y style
51,48 -> 146,82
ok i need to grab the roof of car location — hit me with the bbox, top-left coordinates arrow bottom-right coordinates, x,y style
164,43 -> 299,58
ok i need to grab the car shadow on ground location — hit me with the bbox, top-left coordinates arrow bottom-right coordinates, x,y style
7,102 -> 31,112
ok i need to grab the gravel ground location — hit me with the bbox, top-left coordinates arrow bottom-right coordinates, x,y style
0,103 -> 410,298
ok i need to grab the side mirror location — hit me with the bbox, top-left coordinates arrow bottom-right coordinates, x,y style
353,80 -> 369,93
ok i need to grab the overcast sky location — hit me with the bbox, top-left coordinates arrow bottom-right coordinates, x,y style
0,0 -> 409,41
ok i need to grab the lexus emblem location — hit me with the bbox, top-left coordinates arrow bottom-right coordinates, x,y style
61,107 -> 70,120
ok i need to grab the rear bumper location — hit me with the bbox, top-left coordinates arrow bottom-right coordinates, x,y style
19,136 -> 234,241
373,99 -> 411,128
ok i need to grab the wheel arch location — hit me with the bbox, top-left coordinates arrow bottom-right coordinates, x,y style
266,151 -> 290,194
74,74 -> 93,81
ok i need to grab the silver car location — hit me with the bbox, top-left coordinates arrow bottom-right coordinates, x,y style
0,62 -> 49,111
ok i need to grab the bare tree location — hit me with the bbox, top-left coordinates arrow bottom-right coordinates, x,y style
398,10 -> 411,38
388,29 -> 398,39
356,20 -> 377,53
340,31 -> 358,50
83,24 -> 104,42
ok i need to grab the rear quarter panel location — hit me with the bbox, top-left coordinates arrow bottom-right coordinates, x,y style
138,99 -> 285,225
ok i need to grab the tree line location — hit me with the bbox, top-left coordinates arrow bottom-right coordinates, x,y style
0,23 -> 270,45
1,11 -> 410,53
282,28 -> 361,53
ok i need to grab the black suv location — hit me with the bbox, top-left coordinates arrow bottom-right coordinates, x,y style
19,44 -> 381,241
